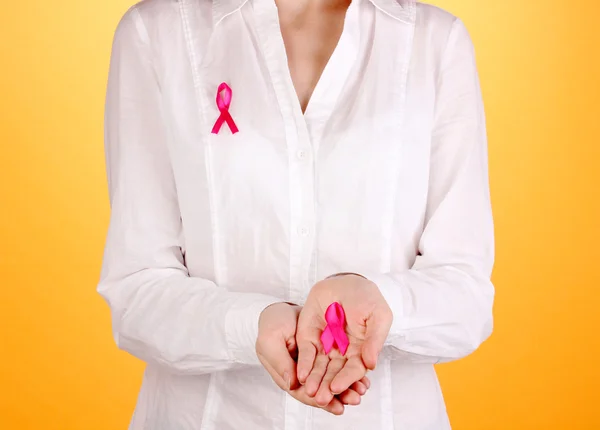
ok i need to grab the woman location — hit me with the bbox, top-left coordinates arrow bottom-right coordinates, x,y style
98,0 -> 495,428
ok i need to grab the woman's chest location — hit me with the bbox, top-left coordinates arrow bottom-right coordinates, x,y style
153,2 -> 437,287
160,4 -> 435,206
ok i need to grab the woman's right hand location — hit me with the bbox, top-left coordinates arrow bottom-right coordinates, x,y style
256,303 -> 370,415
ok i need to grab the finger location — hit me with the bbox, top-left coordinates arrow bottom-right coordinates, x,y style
322,396 -> 345,415
350,380 -> 367,395
315,357 -> 345,407
360,376 -> 371,389
304,353 -> 329,397
289,385 -> 345,416
337,389 -> 361,406
362,309 -> 393,370
330,355 -> 366,395
296,340 -> 317,384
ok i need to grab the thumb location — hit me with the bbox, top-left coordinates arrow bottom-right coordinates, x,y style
296,308 -> 322,384
362,309 -> 393,370
260,334 -> 300,391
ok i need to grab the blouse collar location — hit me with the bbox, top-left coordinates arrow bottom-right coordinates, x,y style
210,0 -> 414,26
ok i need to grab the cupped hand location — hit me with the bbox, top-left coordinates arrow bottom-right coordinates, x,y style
256,302 -> 371,415
295,274 -> 393,407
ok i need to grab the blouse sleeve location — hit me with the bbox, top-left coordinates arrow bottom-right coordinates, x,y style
97,6 -> 282,375
362,18 -> 495,363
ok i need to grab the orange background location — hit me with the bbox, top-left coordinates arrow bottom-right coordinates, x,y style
1,0 -> 598,429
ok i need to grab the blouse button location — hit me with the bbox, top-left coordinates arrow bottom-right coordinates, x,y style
296,149 -> 307,160
297,226 -> 309,237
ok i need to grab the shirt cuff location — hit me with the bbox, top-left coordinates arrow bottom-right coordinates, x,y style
357,271 -> 404,343
224,294 -> 283,365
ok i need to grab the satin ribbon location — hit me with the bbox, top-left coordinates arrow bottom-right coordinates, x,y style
320,302 -> 349,356
211,82 -> 239,134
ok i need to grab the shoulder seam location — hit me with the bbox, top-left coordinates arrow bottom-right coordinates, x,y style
130,5 -> 151,47
435,16 -> 460,87
129,5 -> 162,91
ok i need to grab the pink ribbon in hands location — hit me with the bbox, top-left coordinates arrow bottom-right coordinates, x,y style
320,302 -> 349,356
211,82 -> 239,134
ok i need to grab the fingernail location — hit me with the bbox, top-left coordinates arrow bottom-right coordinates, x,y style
283,372 -> 291,390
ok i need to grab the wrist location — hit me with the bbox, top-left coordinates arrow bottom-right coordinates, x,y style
325,272 -> 367,280
258,302 -> 300,330
225,295 -> 283,365
261,301 -> 297,314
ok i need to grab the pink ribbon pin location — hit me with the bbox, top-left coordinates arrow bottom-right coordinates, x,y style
320,302 -> 349,356
211,82 -> 239,134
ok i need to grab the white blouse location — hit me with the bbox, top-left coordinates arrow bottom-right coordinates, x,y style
98,0 -> 495,428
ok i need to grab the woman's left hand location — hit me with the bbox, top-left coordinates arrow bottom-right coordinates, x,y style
296,274 -> 393,407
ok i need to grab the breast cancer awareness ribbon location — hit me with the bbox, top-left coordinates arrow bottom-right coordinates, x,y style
320,302 -> 349,356
211,82 -> 239,134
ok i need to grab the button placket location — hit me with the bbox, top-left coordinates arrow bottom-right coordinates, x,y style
291,140 -> 316,304
252,0 -> 317,307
